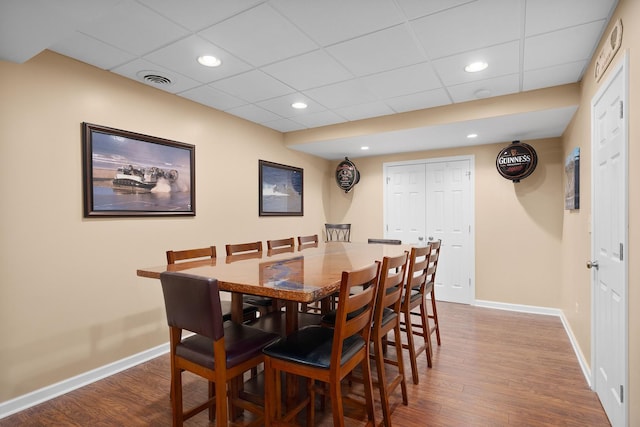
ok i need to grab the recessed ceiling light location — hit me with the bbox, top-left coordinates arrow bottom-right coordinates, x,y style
361,146 -> 369,150
467,133 -> 478,139
474,88 -> 492,98
464,61 -> 488,73
197,55 -> 221,67
291,102 -> 308,109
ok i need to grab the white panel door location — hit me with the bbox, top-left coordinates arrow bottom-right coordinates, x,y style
425,159 -> 472,304
591,58 -> 627,427
385,163 -> 426,245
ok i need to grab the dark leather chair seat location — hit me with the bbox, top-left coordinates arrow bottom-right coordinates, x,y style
176,323 -> 279,369
263,325 -> 365,369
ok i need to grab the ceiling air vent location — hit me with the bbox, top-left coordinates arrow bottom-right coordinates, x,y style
136,70 -> 173,87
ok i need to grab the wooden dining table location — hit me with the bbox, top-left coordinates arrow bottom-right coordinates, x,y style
137,241 -> 411,334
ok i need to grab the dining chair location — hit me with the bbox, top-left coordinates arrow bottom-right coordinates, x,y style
325,223 -> 351,242
426,240 -> 442,346
388,245 -> 433,384
262,262 -> 380,427
159,272 -> 279,427
166,246 -> 258,323
371,252 -> 409,426
226,241 -> 274,314
297,234 -> 319,248
266,237 -> 295,250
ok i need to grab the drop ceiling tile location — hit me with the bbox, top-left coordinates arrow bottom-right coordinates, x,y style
524,21 -> 605,71
179,85 -> 247,111
447,73 -> 520,103
111,58 -> 201,94
333,101 -> 395,122
143,35 -> 251,84
523,61 -> 587,91
76,1 -> 189,56
269,0 -> 404,46
210,69 -> 295,103
225,104 -> 282,124
303,79 -> 378,109
256,94 -> 325,118
525,0 -> 617,36
262,118 -> 307,132
360,62 -> 442,99
51,32 -> 135,70
385,88 -> 451,113
327,25 -> 426,76
395,0 -> 476,19
410,0 -> 521,59
138,0 -> 265,31
198,3 -> 317,67
432,41 -> 520,86
261,50 -> 353,91
291,110 -> 347,128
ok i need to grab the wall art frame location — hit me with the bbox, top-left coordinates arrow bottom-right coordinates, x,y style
82,122 -> 195,217
259,160 -> 303,216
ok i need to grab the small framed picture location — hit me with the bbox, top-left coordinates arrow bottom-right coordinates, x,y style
82,123 -> 195,217
259,160 -> 303,216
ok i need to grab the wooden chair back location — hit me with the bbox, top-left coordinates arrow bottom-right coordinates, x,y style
297,234 -> 318,246
166,246 -> 216,264
266,237 -> 295,250
225,241 -> 263,256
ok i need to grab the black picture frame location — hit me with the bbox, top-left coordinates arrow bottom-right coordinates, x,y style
259,160 -> 303,216
82,122 -> 195,217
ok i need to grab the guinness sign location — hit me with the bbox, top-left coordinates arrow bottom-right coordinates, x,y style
496,141 -> 537,182
335,157 -> 360,193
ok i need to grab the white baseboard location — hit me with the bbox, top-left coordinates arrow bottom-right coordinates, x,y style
0,343 -> 169,420
474,299 -> 592,388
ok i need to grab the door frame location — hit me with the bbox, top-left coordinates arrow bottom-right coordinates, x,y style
383,155 -> 476,304
590,52 -> 628,426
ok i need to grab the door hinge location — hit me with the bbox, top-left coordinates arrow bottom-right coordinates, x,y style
386,177 -> 391,184
620,385 -> 624,403
620,101 -> 624,119
620,243 -> 624,261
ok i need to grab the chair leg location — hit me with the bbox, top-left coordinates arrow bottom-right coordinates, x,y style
419,303 -> 433,367
172,367 -> 183,427
306,378 -> 315,427
403,310 -> 420,384
208,381 -> 216,422
361,355 -> 376,427
264,357 -> 275,427
329,375 -> 345,426
373,335 -> 392,427
393,324 -> 409,406
429,290 -> 441,345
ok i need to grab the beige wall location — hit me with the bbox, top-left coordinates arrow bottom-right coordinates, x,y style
326,138 -> 564,308
560,0 -> 640,423
1,0 -> 639,423
0,51 -> 330,400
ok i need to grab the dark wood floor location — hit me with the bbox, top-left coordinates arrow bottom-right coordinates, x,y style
1,302 -> 611,426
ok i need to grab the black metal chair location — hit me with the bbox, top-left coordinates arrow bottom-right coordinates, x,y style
325,223 -> 351,242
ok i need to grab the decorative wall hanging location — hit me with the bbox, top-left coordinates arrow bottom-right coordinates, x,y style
82,122 -> 195,217
595,19 -> 622,82
496,141 -> 538,183
565,147 -> 580,210
259,160 -> 303,216
335,157 -> 360,193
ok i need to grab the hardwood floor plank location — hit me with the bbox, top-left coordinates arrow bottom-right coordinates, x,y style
0,302 -> 610,426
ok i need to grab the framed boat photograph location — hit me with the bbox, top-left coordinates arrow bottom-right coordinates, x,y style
82,122 -> 195,217
259,160 -> 303,216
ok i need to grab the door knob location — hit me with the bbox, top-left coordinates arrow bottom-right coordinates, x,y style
586,260 -> 599,270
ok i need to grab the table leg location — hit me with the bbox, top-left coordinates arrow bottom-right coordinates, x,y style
230,292 -> 244,419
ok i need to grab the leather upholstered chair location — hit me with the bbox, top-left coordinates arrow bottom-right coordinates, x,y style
166,246 -> 258,323
371,252 -> 409,426
160,272 -> 279,427
262,263 -> 380,427
225,241 -> 274,314
325,223 -> 351,242
426,240 -> 442,346
388,245 -> 433,384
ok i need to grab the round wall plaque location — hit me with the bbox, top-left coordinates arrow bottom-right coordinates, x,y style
335,157 -> 360,193
496,141 -> 538,183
